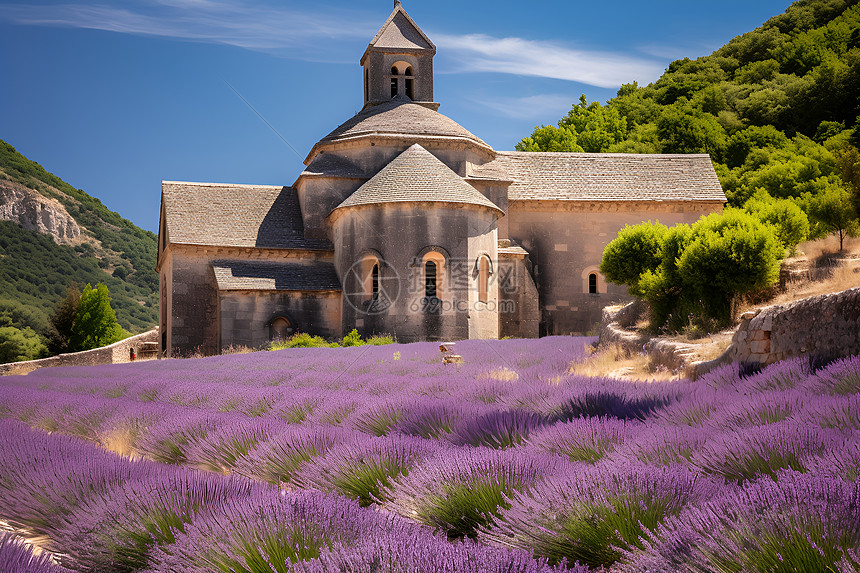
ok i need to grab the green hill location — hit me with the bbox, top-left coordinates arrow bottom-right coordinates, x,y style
0,139 -> 158,359
519,0 -> 860,226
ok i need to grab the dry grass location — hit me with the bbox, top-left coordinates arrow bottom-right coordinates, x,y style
737,236 -> 860,316
478,367 -> 519,381
570,343 -> 679,382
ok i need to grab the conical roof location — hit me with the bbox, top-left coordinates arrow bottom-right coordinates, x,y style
331,144 -> 503,214
311,99 -> 490,156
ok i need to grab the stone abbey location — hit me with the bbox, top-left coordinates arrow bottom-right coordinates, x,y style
157,2 -> 725,356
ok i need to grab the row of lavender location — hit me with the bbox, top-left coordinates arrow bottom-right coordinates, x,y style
1,338 -> 859,571
0,419 -> 575,573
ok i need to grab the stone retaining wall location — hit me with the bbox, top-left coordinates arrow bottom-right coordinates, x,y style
719,286 -> 860,366
598,303 -> 695,372
0,329 -> 159,376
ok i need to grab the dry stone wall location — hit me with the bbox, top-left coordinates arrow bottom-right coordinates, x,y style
0,329 -> 159,376
725,286 -> 860,365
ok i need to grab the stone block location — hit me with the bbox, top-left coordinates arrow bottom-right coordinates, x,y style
750,339 -> 770,354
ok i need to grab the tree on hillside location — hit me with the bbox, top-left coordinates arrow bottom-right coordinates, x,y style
68,283 -> 128,352
743,191 -> 810,254
601,211 -> 782,332
0,326 -> 48,363
600,222 -> 668,296
46,284 -> 80,354
804,182 -> 860,250
677,210 -> 783,326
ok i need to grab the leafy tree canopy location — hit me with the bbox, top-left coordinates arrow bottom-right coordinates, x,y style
68,283 -> 129,352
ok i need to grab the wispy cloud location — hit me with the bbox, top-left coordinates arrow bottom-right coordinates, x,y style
2,2 -> 666,87
475,94 -> 575,120
0,1 -> 375,53
435,33 -> 664,88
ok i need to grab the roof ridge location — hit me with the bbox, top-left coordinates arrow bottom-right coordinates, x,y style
330,144 -> 503,215
366,2 -> 435,52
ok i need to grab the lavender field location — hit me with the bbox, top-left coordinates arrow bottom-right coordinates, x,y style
1,336 -> 859,572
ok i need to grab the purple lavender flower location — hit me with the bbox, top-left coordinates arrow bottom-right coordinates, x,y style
135,411 -> 228,465
808,355 -> 860,396
482,460 -> 718,568
383,447 -> 559,539
395,399 -> 465,439
292,435 -> 441,506
528,416 -> 637,462
448,409 -> 546,449
0,420 -> 160,540
292,527 -> 586,573
0,533 -> 71,573
690,421 -> 836,484
235,425 -> 361,486
184,418 -> 282,473
55,470 -> 256,573
147,490 -> 399,573
624,470 -> 860,572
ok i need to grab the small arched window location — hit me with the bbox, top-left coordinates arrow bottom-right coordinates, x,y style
371,263 -> 379,301
588,273 -> 598,294
425,260 -> 437,298
478,257 -> 490,303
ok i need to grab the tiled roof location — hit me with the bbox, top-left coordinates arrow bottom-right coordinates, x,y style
317,99 -> 489,149
488,152 -> 726,202
211,260 -> 341,291
333,144 -> 504,213
161,182 -> 332,250
366,5 -> 435,52
301,153 -> 367,179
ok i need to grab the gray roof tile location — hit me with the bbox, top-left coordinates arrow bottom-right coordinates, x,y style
212,260 -> 341,291
302,153 -> 367,179
368,7 -> 435,52
482,152 -> 726,202
318,100 -> 488,148
333,144 -> 503,213
161,182 -> 332,250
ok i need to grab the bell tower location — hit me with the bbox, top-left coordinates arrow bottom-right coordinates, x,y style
360,1 -> 436,108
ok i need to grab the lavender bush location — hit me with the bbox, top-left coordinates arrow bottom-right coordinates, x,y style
55,471 -> 256,572
483,461 -> 718,568
0,533 -> 71,573
527,416 -> 636,462
147,490 -> 394,573
384,447 -> 558,539
292,435 -> 441,506
625,470 -> 860,572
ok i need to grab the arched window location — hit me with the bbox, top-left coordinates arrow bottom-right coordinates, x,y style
271,316 -> 293,340
425,260 -> 437,298
371,263 -> 379,301
588,273 -> 598,294
478,257 -> 490,303
390,61 -> 414,100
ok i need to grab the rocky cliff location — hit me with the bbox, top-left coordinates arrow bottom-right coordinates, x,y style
0,179 -> 81,244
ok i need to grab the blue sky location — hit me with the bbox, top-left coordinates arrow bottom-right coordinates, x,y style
1,0 -> 793,233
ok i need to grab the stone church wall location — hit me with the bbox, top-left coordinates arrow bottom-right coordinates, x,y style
332,202 -> 497,342
219,290 -> 340,349
498,253 -> 540,338
168,251 -> 221,356
507,200 -> 721,335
